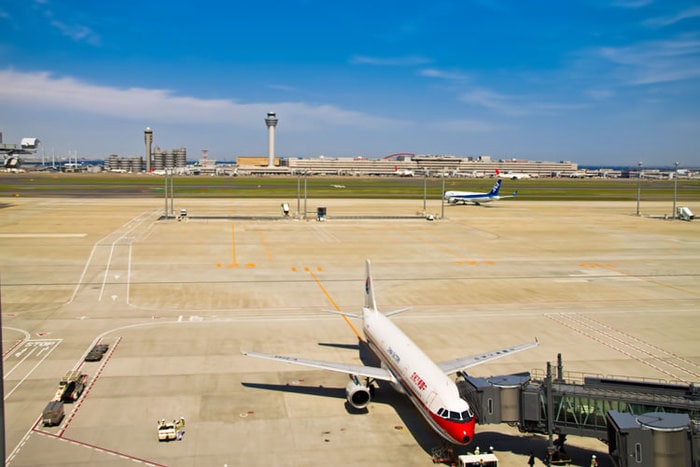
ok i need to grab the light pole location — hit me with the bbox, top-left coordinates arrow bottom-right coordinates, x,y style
1,281 -> 6,464
636,161 -> 643,216
296,174 -> 301,218
673,161 -> 680,219
169,169 -> 175,216
164,170 -> 169,218
422,169 -> 427,212
440,170 -> 446,220
303,171 -> 308,220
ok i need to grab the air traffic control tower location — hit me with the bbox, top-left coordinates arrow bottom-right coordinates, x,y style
144,127 -> 153,173
265,112 -> 278,167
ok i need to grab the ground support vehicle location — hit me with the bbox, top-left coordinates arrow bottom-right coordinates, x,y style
85,343 -> 109,361
158,417 -> 185,441
42,400 -> 65,426
54,370 -> 88,402
457,453 -> 498,466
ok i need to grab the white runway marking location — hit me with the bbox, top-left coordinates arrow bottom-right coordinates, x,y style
0,233 -> 87,238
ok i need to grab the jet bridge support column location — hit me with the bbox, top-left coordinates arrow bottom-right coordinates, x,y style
546,361 -> 556,464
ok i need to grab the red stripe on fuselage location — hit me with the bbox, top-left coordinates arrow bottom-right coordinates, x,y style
363,327 -> 474,445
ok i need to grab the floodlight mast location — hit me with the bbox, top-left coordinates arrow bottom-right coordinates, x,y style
636,161 -> 643,216
673,161 -> 680,219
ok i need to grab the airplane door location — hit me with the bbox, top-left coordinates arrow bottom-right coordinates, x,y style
427,390 -> 437,406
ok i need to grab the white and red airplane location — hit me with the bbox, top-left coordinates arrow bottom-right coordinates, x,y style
243,260 -> 538,445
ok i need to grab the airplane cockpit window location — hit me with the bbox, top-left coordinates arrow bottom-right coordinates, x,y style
444,410 -> 474,422
437,407 -> 473,422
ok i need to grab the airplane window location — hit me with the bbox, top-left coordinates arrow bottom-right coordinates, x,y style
443,410 -> 474,422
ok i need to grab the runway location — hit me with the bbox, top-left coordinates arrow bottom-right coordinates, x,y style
1,197 -> 698,466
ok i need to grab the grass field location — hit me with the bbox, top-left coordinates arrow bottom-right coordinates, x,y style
2,172 -> 700,201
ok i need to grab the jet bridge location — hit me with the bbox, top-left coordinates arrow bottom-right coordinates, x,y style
457,355 -> 699,466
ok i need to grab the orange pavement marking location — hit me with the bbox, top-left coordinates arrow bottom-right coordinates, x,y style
307,269 -> 363,340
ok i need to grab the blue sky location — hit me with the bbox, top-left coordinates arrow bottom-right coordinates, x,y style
1,0 -> 699,166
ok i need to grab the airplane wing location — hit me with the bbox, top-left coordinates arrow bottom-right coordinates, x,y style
242,351 -> 397,383
437,339 -> 539,375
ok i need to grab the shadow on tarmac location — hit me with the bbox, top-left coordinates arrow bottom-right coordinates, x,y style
241,339 -> 612,464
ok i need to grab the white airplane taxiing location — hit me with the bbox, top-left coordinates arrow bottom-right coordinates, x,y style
444,178 -> 518,205
243,260 -> 538,445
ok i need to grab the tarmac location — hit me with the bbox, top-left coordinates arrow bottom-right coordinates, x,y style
1,197 -> 698,466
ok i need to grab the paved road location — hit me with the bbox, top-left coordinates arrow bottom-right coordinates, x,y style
1,197 -> 698,466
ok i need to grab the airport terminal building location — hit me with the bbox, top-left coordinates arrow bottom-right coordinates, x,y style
236,154 -> 579,177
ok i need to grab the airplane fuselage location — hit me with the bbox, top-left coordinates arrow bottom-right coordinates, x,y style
362,308 -> 475,445
444,179 -> 518,205
444,191 -> 499,205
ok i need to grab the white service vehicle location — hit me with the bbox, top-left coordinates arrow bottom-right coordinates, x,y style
158,417 -> 185,441
678,206 -> 694,221
458,453 -> 498,466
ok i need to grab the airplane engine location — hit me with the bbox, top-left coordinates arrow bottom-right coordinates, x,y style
345,378 -> 371,409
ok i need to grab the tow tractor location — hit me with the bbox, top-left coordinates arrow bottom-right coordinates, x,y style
54,370 -> 88,402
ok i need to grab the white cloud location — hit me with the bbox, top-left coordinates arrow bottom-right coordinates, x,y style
0,69 -> 411,132
611,0 -> 653,8
459,88 -> 528,116
597,37 -> 700,85
33,1 -> 101,46
266,83 -> 301,93
433,119 -> 500,133
48,19 -> 100,46
420,68 -> 470,81
349,55 -> 432,66
644,7 -> 700,28
586,88 -> 616,101
459,86 -> 588,117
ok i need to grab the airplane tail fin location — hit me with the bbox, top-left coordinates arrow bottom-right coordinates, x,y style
489,179 -> 502,196
364,259 -> 378,312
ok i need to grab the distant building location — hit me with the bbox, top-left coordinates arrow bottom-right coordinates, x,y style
237,156 -> 281,167
106,147 -> 187,173
262,155 -> 580,177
